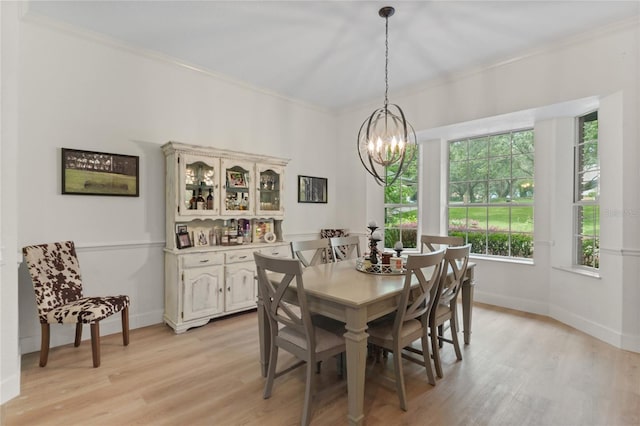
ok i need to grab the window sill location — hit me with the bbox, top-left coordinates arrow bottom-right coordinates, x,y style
552,265 -> 601,279
469,254 -> 534,266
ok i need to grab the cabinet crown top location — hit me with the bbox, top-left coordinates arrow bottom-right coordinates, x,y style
162,141 -> 290,166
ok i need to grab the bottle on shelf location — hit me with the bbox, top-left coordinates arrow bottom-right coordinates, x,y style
189,190 -> 197,210
196,188 -> 205,210
240,193 -> 248,210
206,188 -> 214,210
221,221 -> 229,245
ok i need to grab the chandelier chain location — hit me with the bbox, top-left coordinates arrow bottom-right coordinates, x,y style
384,14 -> 389,108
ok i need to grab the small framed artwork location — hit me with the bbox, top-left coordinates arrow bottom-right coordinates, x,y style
176,232 -> 192,249
226,170 -> 248,188
175,224 -> 188,234
62,148 -> 139,196
194,228 -> 209,247
298,175 -> 327,203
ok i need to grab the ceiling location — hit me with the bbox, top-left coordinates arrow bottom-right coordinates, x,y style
25,1 -> 640,110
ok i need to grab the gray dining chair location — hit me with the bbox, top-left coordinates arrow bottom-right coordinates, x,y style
329,236 -> 361,261
367,249 -> 446,411
430,244 -> 471,378
291,239 -> 330,267
254,252 -> 346,426
420,234 -> 464,253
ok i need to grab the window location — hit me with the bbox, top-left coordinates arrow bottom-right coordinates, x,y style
448,129 -> 534,258
574,111 -> 599,268
384,144 -> 419,249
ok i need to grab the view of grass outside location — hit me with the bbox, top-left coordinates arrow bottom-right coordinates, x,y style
448,129 -> 534,258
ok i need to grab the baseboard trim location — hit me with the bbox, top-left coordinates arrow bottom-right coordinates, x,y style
0,370 -> 20,405
475,290 -> 638,353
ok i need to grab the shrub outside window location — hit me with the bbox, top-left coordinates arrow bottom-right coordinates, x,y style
448,129 -> 534,259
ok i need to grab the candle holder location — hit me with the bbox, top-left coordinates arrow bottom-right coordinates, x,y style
393,241 -> 404,258
369,235 -> 381,264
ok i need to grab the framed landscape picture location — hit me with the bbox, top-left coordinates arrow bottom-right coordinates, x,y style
298,175 -> 327,203
62,148 -> 139,196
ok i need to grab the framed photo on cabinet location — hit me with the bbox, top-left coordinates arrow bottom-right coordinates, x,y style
61,148 -> 139,196
298,175 -> 327,203
176,232 -> 192,249
226,170 -> 248,188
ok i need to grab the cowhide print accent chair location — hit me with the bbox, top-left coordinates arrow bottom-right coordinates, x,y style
22,241 -> 130,368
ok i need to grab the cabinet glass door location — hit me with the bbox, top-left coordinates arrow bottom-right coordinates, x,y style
221,159 -> 254,216
256,165 -> 284,216
179,155 -> 219,216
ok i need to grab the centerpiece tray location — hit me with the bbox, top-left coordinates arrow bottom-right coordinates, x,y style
355,257 -> 405,275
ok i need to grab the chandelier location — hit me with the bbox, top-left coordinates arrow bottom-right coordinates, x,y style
357,6 -> 416,187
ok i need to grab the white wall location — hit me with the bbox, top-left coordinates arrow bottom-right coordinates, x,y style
11,14 -> 342,359
1,1 -> 21,405
338,17 -> 640,352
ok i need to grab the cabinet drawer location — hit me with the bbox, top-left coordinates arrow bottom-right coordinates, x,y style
181,252 -> 224,269
225,248 -> 258,264
260,244 -> 290,259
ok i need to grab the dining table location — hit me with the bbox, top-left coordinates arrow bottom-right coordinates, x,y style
256,258 -> 476,426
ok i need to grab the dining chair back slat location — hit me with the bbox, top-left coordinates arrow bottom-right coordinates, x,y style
329,236 -> 361,261
291,239 -> 330,267
420,234 -> 464,253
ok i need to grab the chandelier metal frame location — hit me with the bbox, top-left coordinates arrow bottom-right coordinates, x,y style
357,6 -> 417,187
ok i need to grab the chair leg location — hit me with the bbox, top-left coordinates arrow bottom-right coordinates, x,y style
263,327 -> 279,399
90,322 -> 101,368
450,313 -> 463,361
421,336 -> 436,386
121,306 -> 130,346
393,342 -> 407,411
39,323 -> 50,367
431,324 -> 443,378
301,357 -> 315,426
74,323 -> 83,347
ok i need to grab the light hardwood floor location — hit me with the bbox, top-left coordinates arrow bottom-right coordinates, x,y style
2,303 -> 639,426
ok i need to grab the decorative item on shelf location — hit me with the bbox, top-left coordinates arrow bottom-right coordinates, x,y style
369,229 -> 382,264
393,241 -> 403,258
356,6 -> 417,187
367,220 -> 378,235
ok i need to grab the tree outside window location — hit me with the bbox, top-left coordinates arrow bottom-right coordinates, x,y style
448,129 -> 534,259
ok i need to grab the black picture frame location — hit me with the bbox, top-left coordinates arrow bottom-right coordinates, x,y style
298,175 -> 327,203
176,232 -> 192,249
61,148 -> 139,196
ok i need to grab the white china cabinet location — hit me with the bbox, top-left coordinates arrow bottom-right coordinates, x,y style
162,141 -> 289,333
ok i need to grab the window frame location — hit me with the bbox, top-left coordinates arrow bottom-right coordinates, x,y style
447,128 -> 535,259
383,145 -> 420,250
573,111 -> 599,269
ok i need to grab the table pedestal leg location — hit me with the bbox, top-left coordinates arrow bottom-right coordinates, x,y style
344,307 -> 368,426
462,269 -> 475,345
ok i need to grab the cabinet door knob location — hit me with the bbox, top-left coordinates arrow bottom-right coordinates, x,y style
227,287 -> 231,292
219,288 -> 223,293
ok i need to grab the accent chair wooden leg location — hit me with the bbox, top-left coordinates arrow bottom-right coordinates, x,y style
39,323 -> 50,367
90,322 -> 101,368
121,306 -> 130,346
74,323 -> 83,347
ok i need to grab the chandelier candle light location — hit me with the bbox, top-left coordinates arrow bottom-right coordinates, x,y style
357,6 -> 417,187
